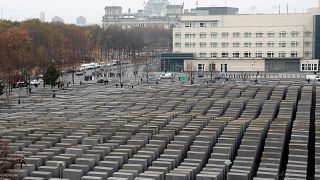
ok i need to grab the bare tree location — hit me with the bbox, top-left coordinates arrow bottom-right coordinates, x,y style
185,62 -> 195,84
0,141 -> 21,179
209,63 -> 216,83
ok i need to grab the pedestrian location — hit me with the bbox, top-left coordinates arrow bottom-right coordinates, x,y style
116,83 -> 118,88
20,156 -> 27,169
106,79 -> 109,85
307,79 -> 310,83
141,78 -> 143,82
121,83 -> 123,88
28,87 -> 31,94
132,85 -> 134,88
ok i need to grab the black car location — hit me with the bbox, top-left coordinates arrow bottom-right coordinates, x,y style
97,79 -> 104,83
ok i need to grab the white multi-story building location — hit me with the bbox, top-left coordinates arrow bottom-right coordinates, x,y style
165,6 -> 320,73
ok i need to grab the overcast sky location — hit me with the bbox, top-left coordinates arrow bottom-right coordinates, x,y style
0,0 -> 318,24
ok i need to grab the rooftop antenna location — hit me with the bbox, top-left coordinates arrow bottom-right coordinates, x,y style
286,4 -> 289,14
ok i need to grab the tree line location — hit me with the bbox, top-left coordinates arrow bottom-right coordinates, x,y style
0,19 -> 172,83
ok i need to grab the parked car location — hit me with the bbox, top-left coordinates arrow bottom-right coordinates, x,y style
306,74 -> 320,81
148,76 -> 160,81
75,70 -> 84,76
12,81 -> 27,88
97,78 -> 104,83
30,79 -> 40,86
160,73 -> 173,79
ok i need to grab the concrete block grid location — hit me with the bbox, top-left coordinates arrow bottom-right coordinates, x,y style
0,81 -> 317,180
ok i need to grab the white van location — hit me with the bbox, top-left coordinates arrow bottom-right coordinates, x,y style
306,74 -> 320,81
160,73 -> 173,79
80,64 -> 90,71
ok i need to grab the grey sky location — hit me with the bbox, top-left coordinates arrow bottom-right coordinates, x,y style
0,0 -> 318,24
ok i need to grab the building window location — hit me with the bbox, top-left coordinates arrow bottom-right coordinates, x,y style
244,51 -> 251,57
185,33 -> 196,38
303,64 -> 319,71
291,41 -> 298,48
279,42 -> 286,48
233,42 -> 240,48
200,42 -> 207,48
199,52 -> 207,58
256,42 -> 263,48
305,41 -> 311,48
175,33 -> 181,38
185,22 -> 192,27
222,32 -> 229,38
222,42 -> 229,48
198,64 -> 205,71
267,32 -> 275,38
222,52 -> 229,58
279,51 -> 286,57
211,42 -> 218,48
211,32 -> 218,38
233,52 -> 240,58
244,42 -> 252,48
175,42 -> 181,48
267,42 -> 275,48
210,52 -> 218,58
256,32 -> 263,38
267,52 -> 274,57
291,31 -> 299,38
244,32 -> 252,38
210,22 -> 218,27
291,51 -> 298,57
209,63 -> 216,71
255,52 -> 263,57
305,31 -> 312,37
185,42 -> 195,48
233,32 -> 240,38
279,31 -> 287,38
199,22 -> 206,27
200,32 -> 207,39
305,51 -> 311,57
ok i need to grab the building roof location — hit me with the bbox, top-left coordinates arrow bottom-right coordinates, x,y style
143,0 -> 171,17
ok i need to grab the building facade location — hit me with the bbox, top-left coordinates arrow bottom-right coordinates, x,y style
102,1 -> 183,29
76,16 -> 87,26
167,8 -> 320,73
51,16 -> 64,23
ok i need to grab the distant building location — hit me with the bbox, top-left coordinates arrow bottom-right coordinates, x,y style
76,16 -> 87,26
40,12 -> 45,22
51,16 -> 64,23
102,0 -> 183,29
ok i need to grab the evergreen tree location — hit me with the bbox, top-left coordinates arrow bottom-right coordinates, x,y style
43,65 -> 60,89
